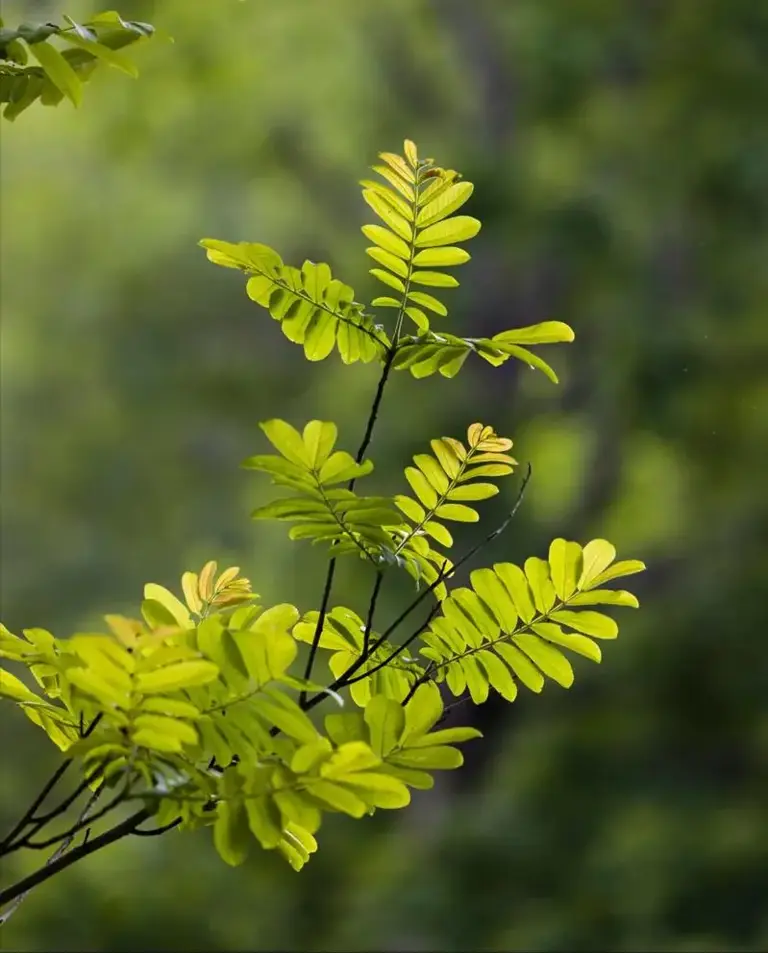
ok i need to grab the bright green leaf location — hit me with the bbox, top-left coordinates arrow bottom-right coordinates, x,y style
415,216 -> 481,248
135,661 -> 219,693
28,39 -> 82,106
550,610 -> 619,639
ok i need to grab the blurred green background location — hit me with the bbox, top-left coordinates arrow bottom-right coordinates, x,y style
2,0 -> 767,950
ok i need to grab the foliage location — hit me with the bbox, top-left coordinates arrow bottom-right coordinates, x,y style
3,1 -> 766,948
199,143 -> 574,382
0,10 -> 161,121
0,141 -> 644,920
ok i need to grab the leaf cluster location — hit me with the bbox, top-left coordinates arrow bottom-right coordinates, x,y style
0,142 -> 646,900
0,9 -> 161,121
201,140 -> 576,384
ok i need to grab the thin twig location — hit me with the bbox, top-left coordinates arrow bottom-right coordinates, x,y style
301,347 -> 397,703
0,761 -> 71,854
0,781 -> 106,925
379,462 -> 532,650
0,807 -> 151,918
402,662 -> 438,707
300,557 -> 338,708
302,463 -> 532,713
0,713 -> 102,854
362,572 -> 384,657
344,603 -> 440,687
28,758 -> 107,829
130,818 -> 182,837
21,784 -> 129,852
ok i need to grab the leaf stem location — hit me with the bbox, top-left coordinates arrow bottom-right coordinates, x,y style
362,572 -> 384,656
301,345 -> 397,703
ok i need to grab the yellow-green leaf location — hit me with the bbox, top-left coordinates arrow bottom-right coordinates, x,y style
477,650 -> 518,701
358,180 -> 413,220
363,190 -> 413,241
401,683 -> 443,743
586,560 -> 647,589
416,181 -> 474,227
59,32 -> 139,77
413,454 -> 450,493
410,270 -> 460,288
447,482 -> 499,502
378,151 -> 415,183
415,216 -> 481,248
550,610 -> 619,639
413,247 -> 471,267
389,746 -> 463,769
133,714 -> 198,747
494,563 -> 536,623
214,801 -> 250,866
366,246 -> 409,277
423,520 -> 453,548
434,503 -> 478,522
302,420 -> 337,469
260,419 -> 310,467
337,772 -> 411,809
372,164 -> 415,201
403,139 -> 418,167
405,307 -> 430,331
244,795 -> 283,849
567,589 -> 639,608
513,634 -> 574,687
364,694 -> 404,756
255,694 -> 318,744
493,321 -> 575,345
524,557 -> 557,614
532,623 -> 602,662
404,467 -> 439,508
395,495 -> 426,523
548,538 -> 582,601
28,39 -> 82,106
181,572 -> 203,614
135,660 -> 219,693
578,540 -> 617,589
139,696 -> 200,719
0,669 -> 41,704
361,224 -> 411,259
306,779 -> 367,817
67,668 -> 129,708
407,291 -> 447,316
370,268 -> 405,293
495,642 -> 545,693
198,561 -> 218,601
430,439 -> 463,478
469,568 -> 518,632
143,584 -> 192,628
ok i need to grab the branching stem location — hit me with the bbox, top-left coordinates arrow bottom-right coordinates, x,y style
0,808 -> 151,918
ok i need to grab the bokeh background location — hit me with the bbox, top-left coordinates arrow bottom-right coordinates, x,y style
2,0 -> 767,950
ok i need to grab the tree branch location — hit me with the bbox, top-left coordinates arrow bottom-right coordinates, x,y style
0,807 -> 151,917
130,818 -> 182,837
0,760 -> 71,854
21,784 -> 128,852
0,713 -> 102,854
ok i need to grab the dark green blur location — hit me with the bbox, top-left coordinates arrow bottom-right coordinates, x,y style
1,0 -> 766,949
